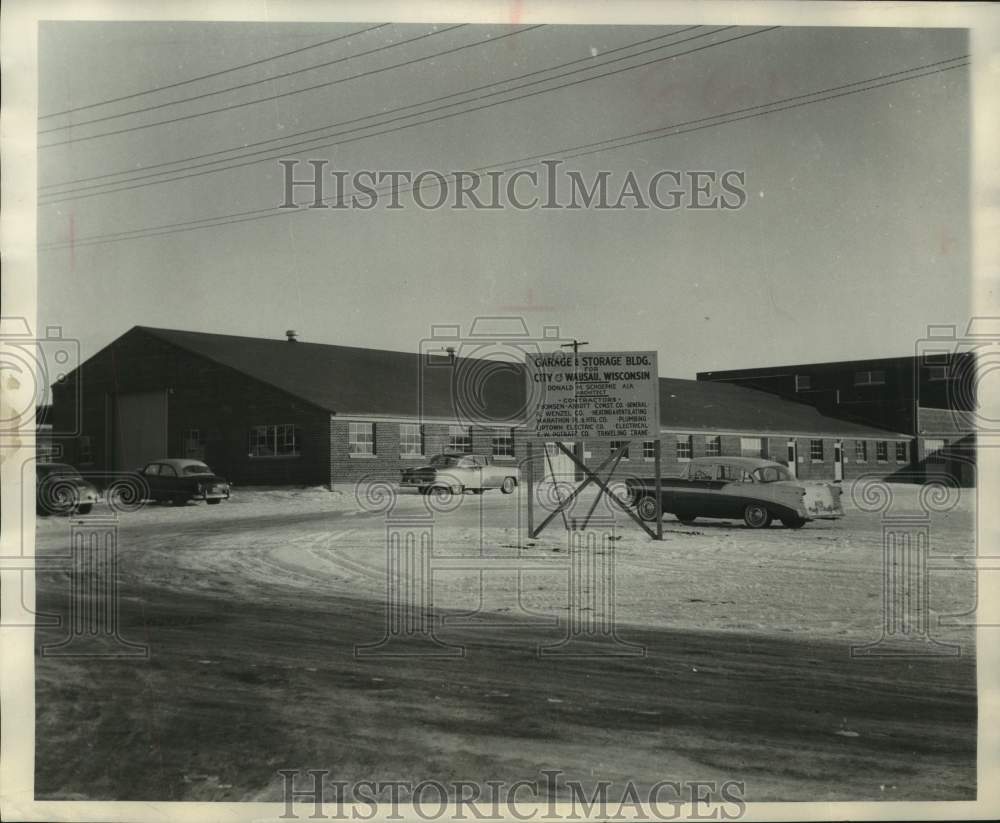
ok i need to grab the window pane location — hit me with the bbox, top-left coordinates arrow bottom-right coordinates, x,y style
349,422 -> 375,455
876,441 -> 888,461
642,440 -> 656,458
810,439 -> 824,460
895,442 -> 908,462
704,435 -> 721,457
610,440 -> 630,459
400,423 -> 423,455
448,425 -> 472,453
676,435 -> 692,459
740,437 -> 762,458
491,428 -> 514,457
855,440 -> 867,461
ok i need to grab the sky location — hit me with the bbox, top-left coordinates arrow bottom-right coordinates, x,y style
36,21 -> 970,378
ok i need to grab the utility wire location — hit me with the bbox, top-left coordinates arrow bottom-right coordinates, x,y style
39,24 -> 465,133
39,57 -> 967,251
39,26 -> 758,204
41,26 -> 702,191
39,25 -> 547,148
37,24 -> 391,119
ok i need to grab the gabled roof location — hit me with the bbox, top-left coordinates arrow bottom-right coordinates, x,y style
132,327 -> 908,439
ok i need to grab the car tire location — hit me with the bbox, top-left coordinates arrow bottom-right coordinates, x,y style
430,486 -> 453,504
743,503 -> 772,529
676,514 -> 697,525
206,499 -> 222,505
501,477 -> 517,494
636,496 -> 660,522
781,516 -> 806,529
75,503 -> 93,515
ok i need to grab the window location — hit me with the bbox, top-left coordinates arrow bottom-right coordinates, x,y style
184,428 -> 205,459
78,435 -> 93,463
740,437 -> 763,458
854,369 -> 886,386
704,435 -> 721,457
249,424 -> 300,457
810,439 -> 824,461
676,435 -> 692,460
448,425 -> 472,453
876,441 -> 888,462
924,438 -> 946,457
348,422 -> 375,456
610,440 -> 630,459
642,440 -> 656,459
399,423 -> 424,456
855,440 -> 868,462
143,463 -> 160,476
491,428 -> 514,458
896,441 -> 908,462
795,374 -> 811,392
159,463 -> 177,477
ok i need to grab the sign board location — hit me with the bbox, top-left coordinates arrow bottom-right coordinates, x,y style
524,351 -> 660,440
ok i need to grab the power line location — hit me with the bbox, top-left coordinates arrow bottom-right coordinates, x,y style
38,24 -> 465,134
39,26 -> 760,204
38,57 -> 967,252
37,24 -> 391,119
41,25 -> 702,191
38,24 -> 546,148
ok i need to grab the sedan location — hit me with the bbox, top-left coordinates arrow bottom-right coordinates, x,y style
141,459 -> 231,505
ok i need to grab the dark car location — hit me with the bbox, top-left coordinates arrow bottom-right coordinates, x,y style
140,458 -> 231,505
36,462 -> 100,515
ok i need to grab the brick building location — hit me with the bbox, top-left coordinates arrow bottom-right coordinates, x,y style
52,326 -> 911,488
698,350 -> 978,485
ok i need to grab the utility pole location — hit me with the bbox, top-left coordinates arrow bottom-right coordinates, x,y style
560,339 -> 589,355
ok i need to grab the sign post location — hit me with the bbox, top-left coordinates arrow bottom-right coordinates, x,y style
524,350 -> 662,540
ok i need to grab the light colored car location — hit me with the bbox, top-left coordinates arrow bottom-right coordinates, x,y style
36,462 -> 100,515
626,456 -> 843,528
400,453 -> 519,499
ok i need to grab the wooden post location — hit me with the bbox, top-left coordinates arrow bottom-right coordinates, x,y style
654,437 -> 663,540
526,440 -> 535,539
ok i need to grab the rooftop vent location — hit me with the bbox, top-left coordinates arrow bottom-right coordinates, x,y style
286,330 -> 298,343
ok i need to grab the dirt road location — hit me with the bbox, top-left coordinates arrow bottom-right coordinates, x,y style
33,485 -> 977,802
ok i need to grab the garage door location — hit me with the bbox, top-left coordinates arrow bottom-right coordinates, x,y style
113,391 -> 168,470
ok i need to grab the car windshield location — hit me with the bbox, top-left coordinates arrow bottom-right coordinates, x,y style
181,463 -> 213,475
429,455 -> 461,467
753,466 -> 792,483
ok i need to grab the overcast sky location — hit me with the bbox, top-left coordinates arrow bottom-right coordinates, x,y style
37,22 -> 969,377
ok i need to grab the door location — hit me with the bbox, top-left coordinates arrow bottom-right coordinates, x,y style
786,440 -> 797,478
834,441 -> 844,482
543,442 -> 576,485
113,390 -> 168,470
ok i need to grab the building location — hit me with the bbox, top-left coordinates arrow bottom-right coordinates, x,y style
698,351 -> 978,485
51,326 -> 912,488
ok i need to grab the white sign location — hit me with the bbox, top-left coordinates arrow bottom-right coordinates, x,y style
524,351 -> 660,440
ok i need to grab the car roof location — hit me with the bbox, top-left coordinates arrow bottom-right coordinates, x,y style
689,456 -> 784,469
147,458 -> 211,469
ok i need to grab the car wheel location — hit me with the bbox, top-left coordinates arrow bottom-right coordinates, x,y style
743,503 -> 772,529
501,477 -> 516,494
636,496 -> 660,522
781,516 -> 806,529
206,499 -> 222,505
676,514 -> 697,525
75,503 -> 93,515
430,485 -> 453,504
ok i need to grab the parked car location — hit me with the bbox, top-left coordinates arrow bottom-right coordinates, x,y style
36,462 -> 100,515
140,459 -> 231,505
626,456 -> 843,529
400,453 -> 519,499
